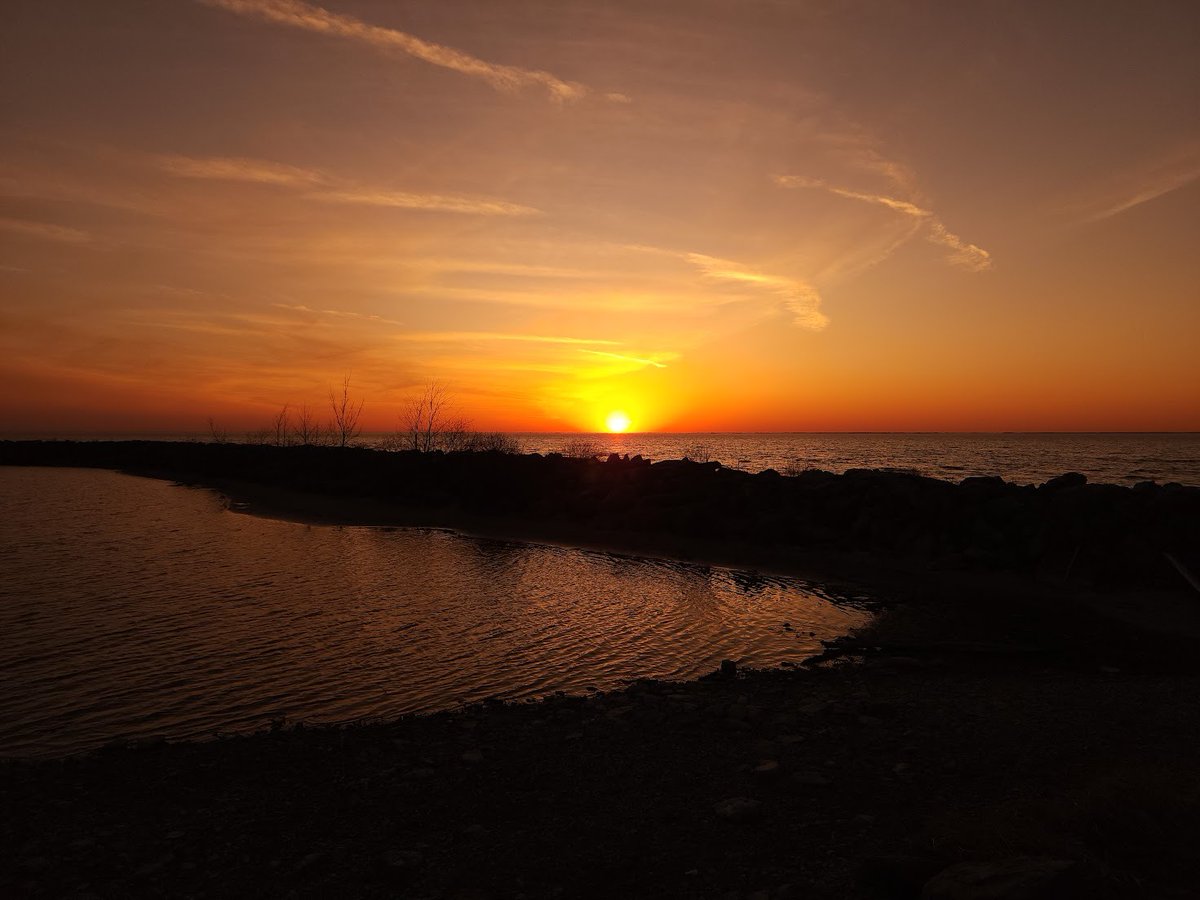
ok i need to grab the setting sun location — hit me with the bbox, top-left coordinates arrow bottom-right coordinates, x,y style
605,411 -> 632,433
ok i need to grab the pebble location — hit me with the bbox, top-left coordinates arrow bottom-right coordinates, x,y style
714,797 -> 762,820
791,771 -> 830,786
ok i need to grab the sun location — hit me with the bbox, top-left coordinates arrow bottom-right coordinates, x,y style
605,410 -> 632,433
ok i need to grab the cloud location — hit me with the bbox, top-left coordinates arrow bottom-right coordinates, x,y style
394,331 -> 620,346
271,303 -> 405,326
579,349 -> 673,368
685,252 -> 829,330
0,217 -> 91,244
157,153 -> 537,216
156,155 -> 326,186
811,131 -> 919,193
1066,143 -> 1200,224
776,175 -> 992,272
310,188 -> 539,217
199,0 -> 586,102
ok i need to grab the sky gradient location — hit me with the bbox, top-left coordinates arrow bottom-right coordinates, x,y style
2,0 -> 1198,433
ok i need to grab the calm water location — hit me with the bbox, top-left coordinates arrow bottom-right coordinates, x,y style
7,432 -> 1198,485
0,467 -> 871,758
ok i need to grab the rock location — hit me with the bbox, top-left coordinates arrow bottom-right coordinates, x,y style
1040,472 -> 1087,493
921,857 -> 1078,900
720,659 -> 738,678
790,770 -> 829,786
859,854 -> 945,899
960,475 -> 1008,494
753,739 -> 779,757
714,797 -> 762,821
380,848 -> 424,870
861,700 -> 898,719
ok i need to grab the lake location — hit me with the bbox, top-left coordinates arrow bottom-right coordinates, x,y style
0,467 -> 871,757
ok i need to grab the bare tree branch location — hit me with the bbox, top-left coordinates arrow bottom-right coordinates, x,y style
329,375 -> 365,448
272,404 -> 291,447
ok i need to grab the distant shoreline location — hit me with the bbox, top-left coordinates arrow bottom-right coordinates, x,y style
3,432 -> 1198,488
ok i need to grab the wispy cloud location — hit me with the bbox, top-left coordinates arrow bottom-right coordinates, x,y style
310,188 -> 539,217
199,0 -> 586,102
776,175 -> 992,272
579,348 -> 673,368
812,131 -> 918,193
1066,143 -> 1200,224
0,217 -> 91,244
271,302 -> 405,326
157,154 -> 538,216
156,155 -> 325,186
394,331 -> 620,346
685,253 -> 829,330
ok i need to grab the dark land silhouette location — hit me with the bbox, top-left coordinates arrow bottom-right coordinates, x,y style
1,439 -> 1197,594
3,440 -> 1200,898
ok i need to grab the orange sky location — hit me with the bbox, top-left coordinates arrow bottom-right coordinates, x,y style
1,0 -> 1198,434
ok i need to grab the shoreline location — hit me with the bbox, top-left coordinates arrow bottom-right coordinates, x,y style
178,471 -> 912,596
127,467 -> 1200,645
5,447 -> 1200,895
3,440 -> 1196,603
7,654 -> 1199,898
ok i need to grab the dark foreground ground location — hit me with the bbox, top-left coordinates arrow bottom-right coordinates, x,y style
4,443 -> 1200,898
5,591 -> 1200,900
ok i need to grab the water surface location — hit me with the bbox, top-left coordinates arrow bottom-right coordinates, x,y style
0,467 -> 871,757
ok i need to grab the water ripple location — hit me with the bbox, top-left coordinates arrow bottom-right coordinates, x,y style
0,467 -> 871,757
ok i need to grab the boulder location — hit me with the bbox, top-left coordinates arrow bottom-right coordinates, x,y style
714,797 -> 762,821
921,857 -> 1078,900
1040,472 -> 1087,493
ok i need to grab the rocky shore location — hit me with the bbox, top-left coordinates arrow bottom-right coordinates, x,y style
5,610 -> 1200,899
4,441 -> 1200,897
2,440 -> 1197,596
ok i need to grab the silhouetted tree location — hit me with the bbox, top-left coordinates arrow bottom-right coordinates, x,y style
271,404 -> 291,447
292,404 -> 323,446
396,382 -> 522,454
207,417 -> 229,444
329,375 -> 365,448
400,381 -> 451,452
